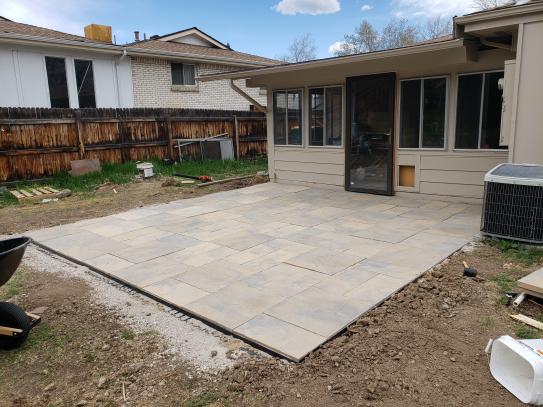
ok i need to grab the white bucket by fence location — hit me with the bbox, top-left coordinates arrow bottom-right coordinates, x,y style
136,162 -> 154,178
490,335 -> 543,405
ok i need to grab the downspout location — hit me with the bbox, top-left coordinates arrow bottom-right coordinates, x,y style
229,79 -> 267,113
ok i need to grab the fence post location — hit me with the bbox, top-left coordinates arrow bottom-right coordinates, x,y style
75,111 -> 86,159
233,115 -> 240,160
118,117 -> 127,163
165,115 -> 174,160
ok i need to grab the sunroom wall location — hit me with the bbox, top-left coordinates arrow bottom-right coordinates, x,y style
262,48 -> 513,202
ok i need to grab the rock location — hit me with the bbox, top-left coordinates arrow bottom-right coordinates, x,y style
29,306 -> 48,315
44,383 -> 56,391
102,344 -> 111,351
76,400 -> 87,406
211,350 -> 218,358
450,357 -> 456,362
97,377 -> 107,389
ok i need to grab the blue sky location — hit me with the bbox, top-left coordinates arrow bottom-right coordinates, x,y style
1,0 -> 477,59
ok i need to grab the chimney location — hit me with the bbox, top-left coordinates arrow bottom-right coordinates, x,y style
143,33 -> 147,41
84,24 -> 112,43
134,31 -> 140,42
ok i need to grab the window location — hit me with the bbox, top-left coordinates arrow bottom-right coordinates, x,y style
74,59 -> 96,108
171,63 -> 196,86
399,77 -> 447,149
273,90 -> 302,145
455,71 -> 504,149
45,56 -> 69,108
309,86 -> 343,147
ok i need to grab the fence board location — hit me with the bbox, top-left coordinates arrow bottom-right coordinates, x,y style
0,107 -> 267,181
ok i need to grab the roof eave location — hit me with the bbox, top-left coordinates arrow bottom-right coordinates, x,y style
126,47 -> 278,68
455,1 -> 543,24
0,32 -> 122,54
198,38 -> 464,82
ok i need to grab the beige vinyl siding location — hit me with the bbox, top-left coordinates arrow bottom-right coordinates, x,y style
273,148 -> 344,187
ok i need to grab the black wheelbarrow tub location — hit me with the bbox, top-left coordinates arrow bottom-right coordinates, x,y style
0,237 -> 31,287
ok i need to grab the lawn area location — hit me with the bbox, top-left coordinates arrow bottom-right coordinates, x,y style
0,157 -> 267,208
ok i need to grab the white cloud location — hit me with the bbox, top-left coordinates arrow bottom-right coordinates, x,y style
328,40 -> 345,54
392,0 -> 475,18
274,0 -> 341,15
361,4 -> 374,11
0,0 -> 98,36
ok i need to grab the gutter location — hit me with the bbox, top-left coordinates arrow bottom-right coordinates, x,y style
455,2 -> 543,24
0,32 -> 123,54
125,47 -> 278,68
197,38 -> 465,82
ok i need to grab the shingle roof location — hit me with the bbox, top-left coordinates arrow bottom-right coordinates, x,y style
129,39 -> 280,66
0,18 -> 111,45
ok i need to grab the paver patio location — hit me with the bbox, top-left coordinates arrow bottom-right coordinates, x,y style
29,183 -> 481,361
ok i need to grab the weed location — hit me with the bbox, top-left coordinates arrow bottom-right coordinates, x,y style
185,391 -> 220,407
486,238 -> 543,266
492,272 -> 518,293
516,325 -> 541,339
121,330 -> 135,340
0,269 -> 25,300
83,351 -> 96,363
481,316 -> 495,328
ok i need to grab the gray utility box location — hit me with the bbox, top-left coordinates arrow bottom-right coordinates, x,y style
481,163 -> 543,244
202,138 -> 234,160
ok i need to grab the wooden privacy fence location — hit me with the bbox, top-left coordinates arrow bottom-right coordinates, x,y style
0,107 -> 267,181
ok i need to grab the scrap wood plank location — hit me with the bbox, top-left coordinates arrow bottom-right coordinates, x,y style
519,267 -> 543,296
511,314 -> 543,330
9,187 -> 70,202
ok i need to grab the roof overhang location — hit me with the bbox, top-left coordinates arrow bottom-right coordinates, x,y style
0,32 -> 122,54
455,1 -> 543,36
197,38 -> 465,82
125,47 -> 277,68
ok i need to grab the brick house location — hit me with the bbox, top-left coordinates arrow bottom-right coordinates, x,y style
126,27 -> 280,110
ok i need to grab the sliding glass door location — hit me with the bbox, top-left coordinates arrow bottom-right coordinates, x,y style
346,73 -> 395,195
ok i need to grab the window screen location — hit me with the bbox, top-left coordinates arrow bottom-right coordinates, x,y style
45,56 -> 69,108
171,63 -> 196,85
273,90 -> 302,146
74,59 -> 96,108
455,71 -> 504,149
399,77 -> 446,149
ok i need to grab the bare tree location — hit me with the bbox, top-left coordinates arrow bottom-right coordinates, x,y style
279,33 -> 318,63
335,20 -> 379,56
422,16 -> 453,40
472,0 -> 516,10
333,18 -> 420,56
379,18 -> 419,50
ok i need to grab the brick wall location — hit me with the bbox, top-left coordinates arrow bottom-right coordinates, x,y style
131,57 -> 267,110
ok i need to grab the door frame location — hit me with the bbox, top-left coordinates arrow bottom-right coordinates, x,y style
345,72 -> 396,196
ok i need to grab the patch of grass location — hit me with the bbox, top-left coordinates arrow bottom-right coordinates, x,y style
121,329 -> 135,340
481,316 -> 495,328
83,351 -> 96,363
0,158 -> 267,207
486,238 -> 543,266
185,391 -> 220,407
2,323 -> 70,364
492,272 -> 518,293
516,325 -> 541,339
0,270 -> 25,300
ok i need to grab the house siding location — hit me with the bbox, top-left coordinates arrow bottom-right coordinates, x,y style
131,57 -> 266,110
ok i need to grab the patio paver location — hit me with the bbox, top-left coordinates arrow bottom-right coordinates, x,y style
29,182 -> 481,361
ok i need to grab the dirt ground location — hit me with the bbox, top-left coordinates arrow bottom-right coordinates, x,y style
1,242 -> 542,406
1,180 -> 542,406
0,175 -> 267,235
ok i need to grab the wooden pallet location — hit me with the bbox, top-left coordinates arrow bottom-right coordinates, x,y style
10,186 -> 60,202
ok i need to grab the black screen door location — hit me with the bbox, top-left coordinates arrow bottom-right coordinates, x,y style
346,73 -> 395,195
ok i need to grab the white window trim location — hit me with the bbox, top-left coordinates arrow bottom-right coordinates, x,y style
273,88 -> 304,147
398,75 -> 449,151
454,69 -> 505,150
307,85 -> 344,148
